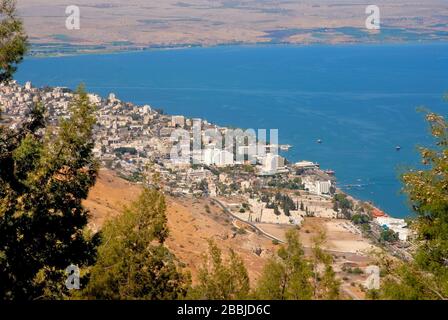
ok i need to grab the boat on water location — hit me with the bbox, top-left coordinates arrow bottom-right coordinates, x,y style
280,144 -> 292,151
317,139 -> 322,144
396,146 -> 401,151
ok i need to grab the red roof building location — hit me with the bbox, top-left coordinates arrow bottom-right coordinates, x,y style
371,208 -> 387,218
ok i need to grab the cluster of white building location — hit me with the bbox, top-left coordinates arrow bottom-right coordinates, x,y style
261,153 -> 286,175
1,81 -> 339,203
302,176 -> 332,196
0,81 -> 72,126
375,216 -> 410,242
202,148 -> 234,166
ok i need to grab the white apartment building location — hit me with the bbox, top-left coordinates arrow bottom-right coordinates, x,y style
375,217 -> 410,242
303,176 -> 332,196
201,148 -> 234,166
262,153 -> 285,175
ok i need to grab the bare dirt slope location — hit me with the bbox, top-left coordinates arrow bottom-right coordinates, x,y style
83,169 -> 142,232
83,169 -> 276,284
84,169 -> 377,298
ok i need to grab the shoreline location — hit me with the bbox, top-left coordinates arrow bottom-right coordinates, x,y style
27,39 -> 448,58
15,43 -> 437,219
8,77 -> 403,220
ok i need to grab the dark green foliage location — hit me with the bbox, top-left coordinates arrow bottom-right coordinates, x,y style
372,262 -> 447,300
375,110 -> 448,300
82,187 -> 190,300
242,164 -> 255,173
198,179 -> 208,192
333,193 -> 353,210
342,266 -> 363,275
267,177 -> 303,190
188,241 -> 250,300
379,228 -> 399,243
276,193 -> 297,216
0,0 -> 27,82
402,111 -> 448,274
255,230 -> 313,299
255,230 -> 340,300
360,223 -> 371,233
273,205 -> 280,216
333,193 -> 353,219
310,232 -> 341,300
260,194 -> 270,203
351,214 -> 371,225
265,192 -> 297,216
0,86 -> 99,300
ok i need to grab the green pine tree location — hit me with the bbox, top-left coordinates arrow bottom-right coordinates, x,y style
255,229 -> 313,300
255,229 -> 340,300
0,85 -> 99,300
82,187 -> 190,300
310,232 -> 340,300
0,0 -> 27,82
373,109 -> 448,300
188,241 -> 250,300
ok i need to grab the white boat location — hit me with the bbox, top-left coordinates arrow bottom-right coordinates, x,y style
280,144 -> 291,151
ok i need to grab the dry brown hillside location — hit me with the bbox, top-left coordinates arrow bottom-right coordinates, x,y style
18,0 -> 448,49
83,169 -> 276,285
84,169 -> 376,298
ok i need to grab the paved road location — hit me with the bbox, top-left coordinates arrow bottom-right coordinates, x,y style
211,198 -> 286,244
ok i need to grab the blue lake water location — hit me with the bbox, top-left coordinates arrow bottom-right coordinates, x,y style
15,43 -> 448,218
